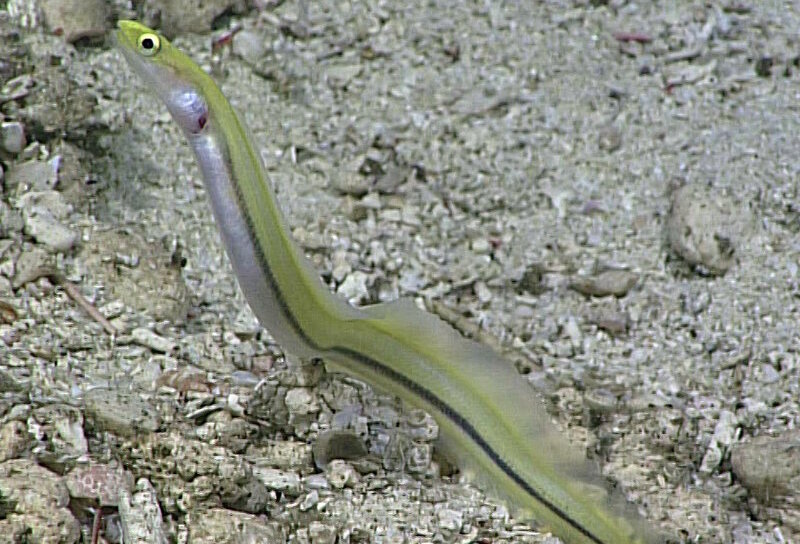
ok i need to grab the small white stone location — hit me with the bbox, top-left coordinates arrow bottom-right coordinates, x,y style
325,459 -> 359,489
436,508 -> 463,532
284,387 -> 319,415
337,271 -> 369,304
131,328 -> 176,354
471,238 -> 491,254
24,213 -> 77,252
252,467 -> 302,495
474,280 -> 492,303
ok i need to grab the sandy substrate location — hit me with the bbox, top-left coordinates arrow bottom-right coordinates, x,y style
1,1 -> 799,543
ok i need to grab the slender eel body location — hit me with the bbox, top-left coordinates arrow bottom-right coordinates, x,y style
116,21 -> 661,544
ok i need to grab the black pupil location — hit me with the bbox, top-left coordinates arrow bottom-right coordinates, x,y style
141,37 -> 154,49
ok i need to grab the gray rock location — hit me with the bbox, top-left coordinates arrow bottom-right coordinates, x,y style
731,431 -> 800,501
40,0 -> 108,43
0,200 -> 24,237
667,184 -> 750,275
65,464 -> 133,506
84,388 -> 161,437
308,521 -> 337,544
336,270 -> 369,303
188,508 -> 284,544
16,190 -> 71,220
0,459 -> 80,544
22,210 -> 77,252
597,125 -> 622,152
30,404 -> 88,467
0,421 -> 27,462
80,228 -> 190,323
471,238 -> 491,255
437,507 -> 464,532
144,0 -> 246,37
325,459 -> 359,489
221,475 -> 270,514
132,327 -> 177,354
232,29 -> 268,66
0,121 -> 26,154
312,429 -> 367,469
118,479 -> 169,544
12,246 -> 53,288
570,269 -> 638,297
699,410 -> 738,474
5,158 -> 58,192
332,171 -> 371,196
284,387 -> 319,416
252,467 -> 302,496
324,63 -> 363,89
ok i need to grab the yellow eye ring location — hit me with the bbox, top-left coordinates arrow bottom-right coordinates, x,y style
137,33 -> 160,56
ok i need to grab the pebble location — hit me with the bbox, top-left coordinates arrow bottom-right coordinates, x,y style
0,421 -> 27,462
569,269 -> 638,297
380,208 -> 402,222
597,125 -> 622,152
24,213 -> 76,252
252,467 -> 303,496
0,200 -> 24,237
562,315 -> 582,349
473,280 -> 492,304
152,0 -> 247,36
0,74 -> 34,102
518,263 -> 547,295
699,409 -> 738,473
324,63 -> 363,89
132,327 -> 177,354
231,306 -> 261,339
589,310 -> 629,335
284,387 -> 320,416
337,270 -> 369,303
118,479 -> 168,544
0,459 -> 80,544
31,404 -> 89,464
667,184 -> 749,275
308,521 -> 337,544
436,507 -> 464,532
325,459 -> 359,489
312,429 -> 367,469
405,442 -> 432,474
0,121 -> 25,154
583,389 -> 618,424
374,164 -> 410,194
471,238 -> 491,255
65,464 -> 133,506
80,228 -> 190,323
40,0 -> 108,42
332,171 -> 371,196
730,430 -> 800,503
12,246 -> 53,288
5,158 -> 59,192
359,192 -> 382,210
188,508 -> 284,543
17,189 -> 76,252
84,388 -> 161,437
303,474 -> 329,491
231,29 -> 267,66
331,250 -> 352,282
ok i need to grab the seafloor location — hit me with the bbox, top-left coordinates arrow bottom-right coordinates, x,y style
0,1 -> 798,543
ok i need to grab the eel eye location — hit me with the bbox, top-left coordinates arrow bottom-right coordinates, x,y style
137,33 -> 160,56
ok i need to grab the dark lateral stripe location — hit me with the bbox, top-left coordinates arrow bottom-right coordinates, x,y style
224,132 -> 604,544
